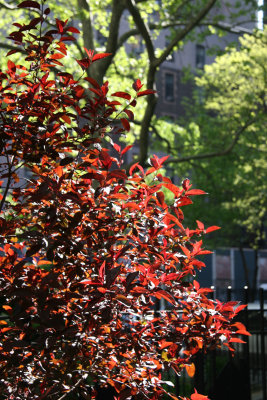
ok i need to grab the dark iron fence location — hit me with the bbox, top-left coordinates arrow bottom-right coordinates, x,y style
166,287 -> 267,400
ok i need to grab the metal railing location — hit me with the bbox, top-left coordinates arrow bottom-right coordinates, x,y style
169,287 -> 267,400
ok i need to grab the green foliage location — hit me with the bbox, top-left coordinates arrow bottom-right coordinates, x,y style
168,27 -> 267,249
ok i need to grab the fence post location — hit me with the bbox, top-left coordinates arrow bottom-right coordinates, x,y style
260,288 -> 266,400
244,286 -> 251,400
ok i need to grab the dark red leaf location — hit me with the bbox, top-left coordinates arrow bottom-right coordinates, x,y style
18,1 -> 40,9
92,52 -> 112,62
137,89 -> 156,97
121,145 -> 133,155
111,92 -> 131,100
132,79 -> 143,92
66,26 -> 80,34
120,118 -> 130,131
84,76 -> 100,89
124,109 -> 134,121
186,189 -> 207,196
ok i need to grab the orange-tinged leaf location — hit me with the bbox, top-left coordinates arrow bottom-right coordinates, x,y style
92,52 -> 112,62
196,220 -> 204,230
191,389 -> 209,400
229,338 -> 246,343
235,329 -> 251,336
185,363 -> 195,377
186,189 -> 207,196
61,114 -> 71,124
205,226 -> 221,233
2,305 -> 12,311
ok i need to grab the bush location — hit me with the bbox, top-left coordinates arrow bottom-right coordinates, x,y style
0,2 -> 249,399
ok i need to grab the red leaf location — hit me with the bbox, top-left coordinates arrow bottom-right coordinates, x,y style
92,52 -> 112,62
113,142 -> 121,153
235,329 -> 251,336
182,178 -> 191,191
84,76 -> 100,89
107,170 -> 127,180
234,304 -> 247,314
130,99 -> 137,107
99,261 -> 105,281
124,109 -> 134,121
159,340 -> 173,350
186,189 -> 207,196
229,338 -> 246,343
7,60 -> 16,71
79,280 -> 102,285
77,58 -> 91,69
121,145 -> 133,155
66,26 -> 80,34
111,92 -> 131,100
6,49 -> 20,56
191,389 -> 209,400
205,226 -> 221,233
60,36 -> 76,42
129,162 -> 144,176
185,363 -> 196,378
50,53 -> 65,60
193,280 -> 200,291
132,79 -> 143,92
120,118 -> 130,131
180,245 -> 190,258
163,183 -> 181,197
137,89 -> 156,97
196,220 -> 204,230
61,114 -> 71,124
154,289 -> 176,305
18,0 -> 40,9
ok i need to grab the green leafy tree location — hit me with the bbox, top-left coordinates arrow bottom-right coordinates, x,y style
154,27 -> 267,287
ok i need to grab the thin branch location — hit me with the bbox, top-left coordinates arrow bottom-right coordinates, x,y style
126,0 -> 155,63
0,42 -> 27,54
77,0 -> 94,50
57,377 -> 85,400
93,0 -> 125,80
0,1 -> 17,10
151,124 -> 172,154
154,0 -> 217,67
0,155 -> 14,213
117,18 -> 253,51
165,118 -> 255,165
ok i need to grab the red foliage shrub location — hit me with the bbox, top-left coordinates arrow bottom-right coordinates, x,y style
0,2 -> 249,399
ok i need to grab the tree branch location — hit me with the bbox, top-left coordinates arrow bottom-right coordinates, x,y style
0,42 -> 27,54
57,377 -> 85,400
77,0 -> 94,51
164,119 -> 255,165
154,0 -> 217,67
0,1 -> 17,10
117,20 -> 253,50
126,0 -> 155,63
92,0 -> 125,82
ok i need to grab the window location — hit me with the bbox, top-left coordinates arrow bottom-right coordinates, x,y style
164,73 -> 175,102
196,44 -> 205,69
